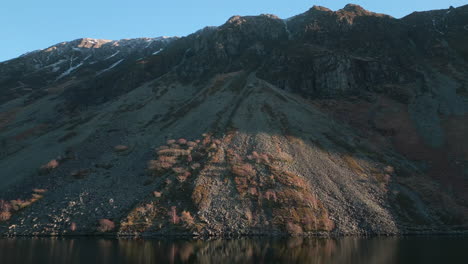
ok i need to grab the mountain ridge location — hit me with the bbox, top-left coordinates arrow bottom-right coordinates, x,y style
0,3 -> 467,237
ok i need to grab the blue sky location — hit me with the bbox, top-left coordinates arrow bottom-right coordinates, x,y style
0,0 -> 465,62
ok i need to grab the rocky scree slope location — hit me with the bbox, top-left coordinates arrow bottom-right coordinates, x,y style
0,4 -> 467,236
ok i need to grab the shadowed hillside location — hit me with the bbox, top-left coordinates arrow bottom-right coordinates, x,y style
0,4 -> 467,236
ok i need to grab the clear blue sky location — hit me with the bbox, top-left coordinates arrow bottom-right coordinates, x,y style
0,0 -> 465,62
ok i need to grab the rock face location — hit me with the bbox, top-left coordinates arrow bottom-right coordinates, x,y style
0,4 -> 467,237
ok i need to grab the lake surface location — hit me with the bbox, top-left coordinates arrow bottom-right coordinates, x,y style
1,236 -> 467,264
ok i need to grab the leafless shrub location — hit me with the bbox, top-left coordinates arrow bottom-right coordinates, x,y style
0,200 -> 11,212
187,141 -> 198,148
32,189 -> 47,194
234,177 -> 249,194
177,138 -> 188,145
249,151 -> 270,164
166,139 -> 176,145
190,163 -> 201,170
157,148 -> 190,157
259,153 -> 270,164
192,185 -> 210,210
168,206 -> 180,224
97,219 -> 115,232
275,152 -> 293,162
249,187 -> 258,196
169,143 -> 181,149
10,199 -> 31,211
148,156 -> 178,172
177,175 -> 188,182
153,191 -> 162,198
244,209 -> 253,223
180,211 -> 194,226
226,149 -> 242,164
114,145 -> 129,152
252,151 -> 260,160
157,145 -> 169,151
172,167 -> 186,174
39,159 -> 59,174
0,212 -> 11,222
232,163 -> 256,178
265,189 -> 277,202
384,166 -> 395,174
286,222 -> 303,235
135,206 -> 147,215
202,134 -> 211,146
31,193 -> 43,202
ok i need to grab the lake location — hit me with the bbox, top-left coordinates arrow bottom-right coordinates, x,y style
1,236 -> 467,263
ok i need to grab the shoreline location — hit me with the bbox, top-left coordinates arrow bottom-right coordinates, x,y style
2,230 -> 468,239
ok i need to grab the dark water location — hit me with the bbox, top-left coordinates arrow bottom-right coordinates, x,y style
1,236 -> 467,264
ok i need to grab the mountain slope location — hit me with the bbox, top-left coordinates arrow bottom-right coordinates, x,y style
0,4 -> 467,236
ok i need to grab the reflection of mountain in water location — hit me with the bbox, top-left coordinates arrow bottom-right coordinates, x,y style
118,237 -> 399,263
2,237 -> 468,263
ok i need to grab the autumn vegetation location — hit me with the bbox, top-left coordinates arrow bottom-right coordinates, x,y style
0,189 -> 47,222
119,133 -> 334,236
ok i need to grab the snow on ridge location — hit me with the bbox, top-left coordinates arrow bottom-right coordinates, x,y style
56,62 -> 84,80
96,59 -> 124,76
153,48 -> 163,55
105,50 -> 120,60
145,39 -> 155,49
44,59 -> 67,73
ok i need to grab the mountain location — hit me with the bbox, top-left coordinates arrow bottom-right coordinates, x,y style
0,4 -> 467,237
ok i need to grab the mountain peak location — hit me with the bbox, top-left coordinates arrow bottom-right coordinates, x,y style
343,4 -> 366,12
337,3 -> 391,20
310,5 -> 332,12
74,38 -> 112,48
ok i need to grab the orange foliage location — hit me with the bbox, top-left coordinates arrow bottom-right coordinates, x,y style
97,219 -> 115,232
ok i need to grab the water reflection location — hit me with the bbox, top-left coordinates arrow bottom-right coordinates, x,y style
0,236 -> 467,264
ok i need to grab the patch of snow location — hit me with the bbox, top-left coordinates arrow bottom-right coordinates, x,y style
44,59 -> 67,72
83,55 -> 92,61
153,48 -> 163,55
72,47 -> 82,52
145,39 -> 154,49
96,59 -> 124,75
105,50 -> 120,60
56,62 -> 83,80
